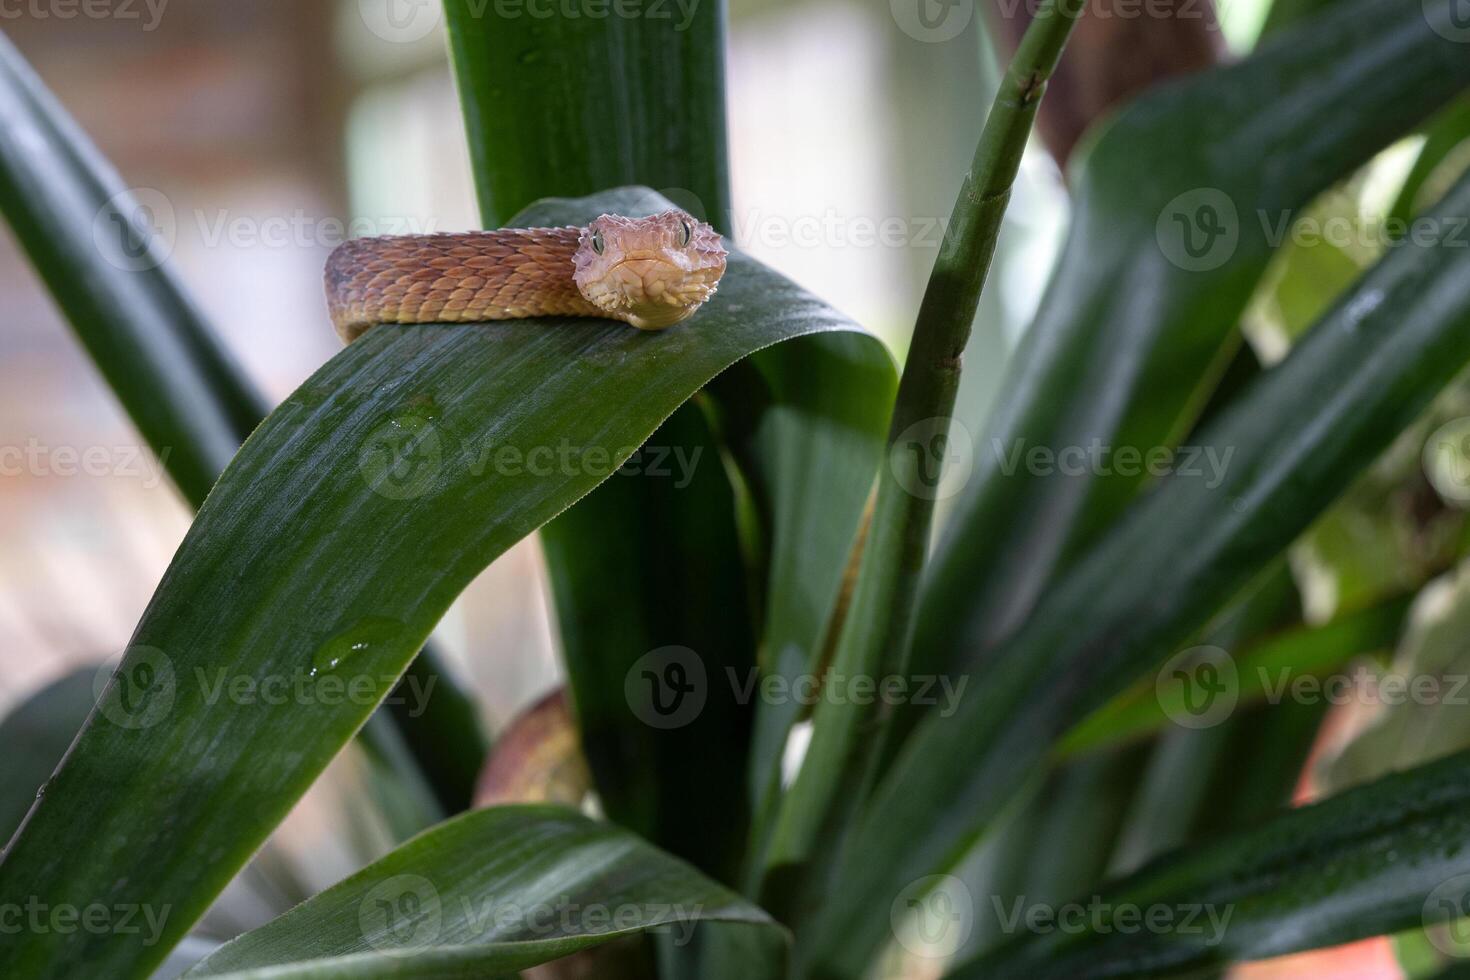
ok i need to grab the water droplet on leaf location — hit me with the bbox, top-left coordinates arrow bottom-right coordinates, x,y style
310,617 -> 407,677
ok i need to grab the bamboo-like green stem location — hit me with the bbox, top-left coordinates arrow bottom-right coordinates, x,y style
761,0 -> 1085,900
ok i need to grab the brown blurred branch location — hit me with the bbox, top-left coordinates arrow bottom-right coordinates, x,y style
987,0 -> 1225,168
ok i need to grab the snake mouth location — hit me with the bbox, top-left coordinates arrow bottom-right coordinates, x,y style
590,256 -> 692,310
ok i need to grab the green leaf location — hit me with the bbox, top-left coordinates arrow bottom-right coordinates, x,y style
903,0 -> 1470,755
444,0 -> 730,232
1324,562 -> 1470,792
0,667 -> 99,843
949,748 -> 1470,979
541,402 -> 759,881
443,0 -> 754,882
443,0 -> 895,894
1058,590 -> 1410,756
1104,564 -> 1301,868
801,162 -> 1470,978
0,30 -> 487,814
0,31 -> 256,504
183,805 -> 779,979
761,0 -> 1084,901
1388,98 -> 1470,232
1260,0 -> 1346,36
0,186 -> 888,979
710,347 -> 894,870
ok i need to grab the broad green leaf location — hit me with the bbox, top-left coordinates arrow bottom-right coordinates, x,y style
443,0 -> 895,892
0,31 -> 486,813
949,748 -> 1470,979
444,0 -> 730,232
705,347 -> 894,873
801,163 -> 1470,979
0,186 -> 889,979
183,805 -> 779,979
541,402 -> 760,882
903,0 -> 1470,756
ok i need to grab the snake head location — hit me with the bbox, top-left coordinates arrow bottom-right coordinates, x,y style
572,210 -> 727,330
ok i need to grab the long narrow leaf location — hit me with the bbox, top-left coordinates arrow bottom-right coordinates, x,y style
951,748 -> 1470,978
0,187 -> 889,979
904,0 -> 1470,752
762,0 -> 1084,895
184,805 -> 778,978
803,163 -> 1470,980
443,0 -> 894,890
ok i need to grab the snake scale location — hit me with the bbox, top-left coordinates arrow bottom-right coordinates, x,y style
324,210 -> 727,342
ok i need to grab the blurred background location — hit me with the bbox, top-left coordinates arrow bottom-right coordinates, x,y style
14,0 -> 1461,975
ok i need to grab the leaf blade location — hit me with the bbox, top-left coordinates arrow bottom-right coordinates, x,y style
183,805 -> 780,979
0,187 -> 888,979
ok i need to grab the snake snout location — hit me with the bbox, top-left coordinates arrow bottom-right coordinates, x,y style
594,256 -> 679,307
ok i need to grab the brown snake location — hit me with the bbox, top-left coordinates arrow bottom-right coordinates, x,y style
324,210 -> 727,343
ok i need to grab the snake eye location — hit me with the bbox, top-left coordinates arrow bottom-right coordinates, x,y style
591,230 -> 605,255
678,220 -> 692,247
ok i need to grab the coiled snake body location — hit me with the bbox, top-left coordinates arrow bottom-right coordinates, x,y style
325,210 -> 727,342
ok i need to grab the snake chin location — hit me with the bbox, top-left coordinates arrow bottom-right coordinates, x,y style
573,210 -> 727,331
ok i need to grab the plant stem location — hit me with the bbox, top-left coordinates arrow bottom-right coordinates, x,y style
761,0 -> 1085,892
